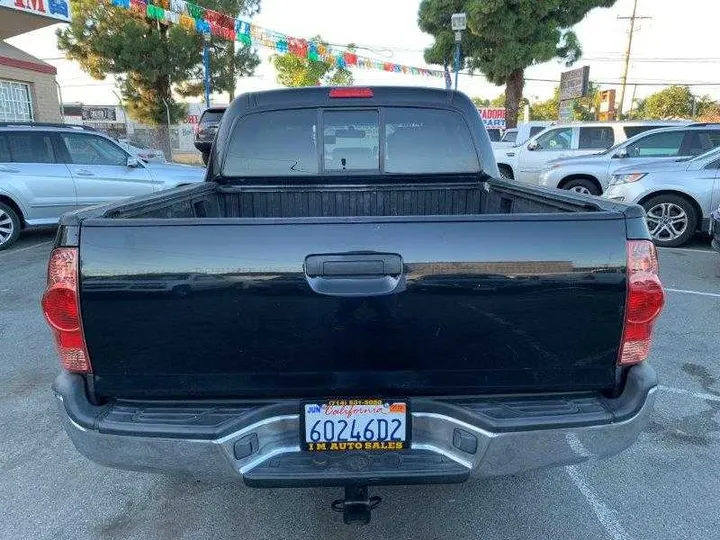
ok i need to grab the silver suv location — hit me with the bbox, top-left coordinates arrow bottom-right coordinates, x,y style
0,123 -> 205,250
537,125 -> 720,195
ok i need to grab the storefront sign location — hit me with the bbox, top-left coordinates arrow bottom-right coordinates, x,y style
478,107 -> 506,129
559,66 -> 590,101
3,0 -> 71,22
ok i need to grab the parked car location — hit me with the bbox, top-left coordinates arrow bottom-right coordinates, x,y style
711,204 -> 720,253
492,121 -> 552,149
604,146 -> 720,246
45,87 -> 663,525
194,106 -> 226,165
486,127 -> 503,142
537,126 -> 720,195
0,123 -> 205,250
116,139 -> 166,163
495,120 -> 687,183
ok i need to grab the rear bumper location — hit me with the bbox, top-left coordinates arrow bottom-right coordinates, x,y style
53,365 -> 657,486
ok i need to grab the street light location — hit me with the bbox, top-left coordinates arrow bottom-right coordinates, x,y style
203,32 -> 211,108
450,12 -> 466,91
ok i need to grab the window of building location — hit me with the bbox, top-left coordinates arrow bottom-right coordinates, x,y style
0,80 -> 33,122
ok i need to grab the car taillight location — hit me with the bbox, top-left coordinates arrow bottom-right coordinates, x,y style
618,240 -> 665,365
41,247 -> 92,373
329,87 -> 374,98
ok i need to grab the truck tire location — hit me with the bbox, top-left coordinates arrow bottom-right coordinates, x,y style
562,178 -> 601,196
0,202 -> 21,250
642,194 -> 697,247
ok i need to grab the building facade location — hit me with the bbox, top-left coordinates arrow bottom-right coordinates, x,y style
0,0 -> 70,122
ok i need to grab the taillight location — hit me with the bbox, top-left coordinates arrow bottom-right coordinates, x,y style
41,247 -> 92,373
619,240 -> 665,365
329,87 -> 374,98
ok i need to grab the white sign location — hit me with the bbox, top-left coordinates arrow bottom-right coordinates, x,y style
2,0 -> 71,23
451,13 -> 467,31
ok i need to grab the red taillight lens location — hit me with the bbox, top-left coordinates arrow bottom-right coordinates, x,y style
41,247 -> 92,373
329,87 -> 374,98
619,240 -> 665,365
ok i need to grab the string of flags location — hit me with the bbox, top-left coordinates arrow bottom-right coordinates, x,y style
109,0 -> 444,78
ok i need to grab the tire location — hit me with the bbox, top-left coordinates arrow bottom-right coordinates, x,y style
201,151 -> 209,166
641,194 -> 697,247
562,178 -> 601,196
0,202 -> 21,251
498,164 -> 514,180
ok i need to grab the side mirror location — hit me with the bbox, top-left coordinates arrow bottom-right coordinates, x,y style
614,148 -> 629,159
527,141 -> 539,151
127,156 -> 141,168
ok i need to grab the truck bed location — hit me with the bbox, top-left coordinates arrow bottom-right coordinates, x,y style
97,178 -> 600,220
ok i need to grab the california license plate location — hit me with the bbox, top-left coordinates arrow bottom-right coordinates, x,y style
301,399 -> 410,452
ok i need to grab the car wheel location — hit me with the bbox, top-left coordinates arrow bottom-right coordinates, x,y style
563,178 -> 601,196
642,194 -> 697,247
201,151 -> 209,166
0,202 -> 21,250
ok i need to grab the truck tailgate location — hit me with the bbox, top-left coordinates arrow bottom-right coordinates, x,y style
79,215 -> 628,399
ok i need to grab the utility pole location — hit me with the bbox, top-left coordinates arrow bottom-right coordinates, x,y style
617,0 -> 651,118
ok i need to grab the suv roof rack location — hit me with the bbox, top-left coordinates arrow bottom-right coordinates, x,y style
0,122 -> 99,131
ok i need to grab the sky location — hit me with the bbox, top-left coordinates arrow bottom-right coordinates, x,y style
7,0 -> 720,110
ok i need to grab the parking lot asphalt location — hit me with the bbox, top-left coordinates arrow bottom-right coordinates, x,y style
1,231 -> 718,540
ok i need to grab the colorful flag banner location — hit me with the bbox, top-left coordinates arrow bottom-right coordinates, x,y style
106,0 -> 444,79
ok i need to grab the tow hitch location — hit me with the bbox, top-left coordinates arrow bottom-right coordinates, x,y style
331,486 -> 382,525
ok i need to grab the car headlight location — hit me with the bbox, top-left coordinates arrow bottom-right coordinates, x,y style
609,173 -> 647,186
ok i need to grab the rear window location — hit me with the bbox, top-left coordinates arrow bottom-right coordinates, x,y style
8,132 -> 56,163
200,110 -> 224,124
623,125 -> 667,138
223,107 -> 480,177
0,135 -> 10,162
384,108 -> 479,174
579,127 -> 615,149
323,110 -> 379,171
502,130 -> 517,143
223,109 -> 319,176
486,128 -> 501,142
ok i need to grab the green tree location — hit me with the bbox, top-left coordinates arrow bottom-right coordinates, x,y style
471,97 -> 490,107
58,0 -> 260,154
639,86 -> 694,119
418,0 -> 617,128
529,83 -> 600,121
272,36 -> 353,87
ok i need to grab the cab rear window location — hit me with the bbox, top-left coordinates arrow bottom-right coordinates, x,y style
222,107 -> 481,177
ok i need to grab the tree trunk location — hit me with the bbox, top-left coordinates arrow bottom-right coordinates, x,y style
504,68 -> 525,129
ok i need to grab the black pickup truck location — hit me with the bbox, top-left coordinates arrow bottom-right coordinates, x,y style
44,87 -> 664,524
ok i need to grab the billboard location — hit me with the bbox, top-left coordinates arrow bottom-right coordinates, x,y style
559,66 -> 590,101
478,107 -> 506,130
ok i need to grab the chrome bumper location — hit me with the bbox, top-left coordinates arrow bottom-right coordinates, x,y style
54,366 -> 656,486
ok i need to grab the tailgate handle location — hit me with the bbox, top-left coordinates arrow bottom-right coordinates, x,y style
304,253 -> 405,297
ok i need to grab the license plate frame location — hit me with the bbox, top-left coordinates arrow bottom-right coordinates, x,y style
300,399 -> 411,452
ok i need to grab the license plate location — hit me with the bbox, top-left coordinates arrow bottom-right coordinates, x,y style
301,399 -> 410,452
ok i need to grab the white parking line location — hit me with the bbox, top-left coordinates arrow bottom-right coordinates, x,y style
566,465 -> 632,540
0,241 -> 52,258
658,247 -> 714,254
665,288 -> 720,299
659,385 -> 720,403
